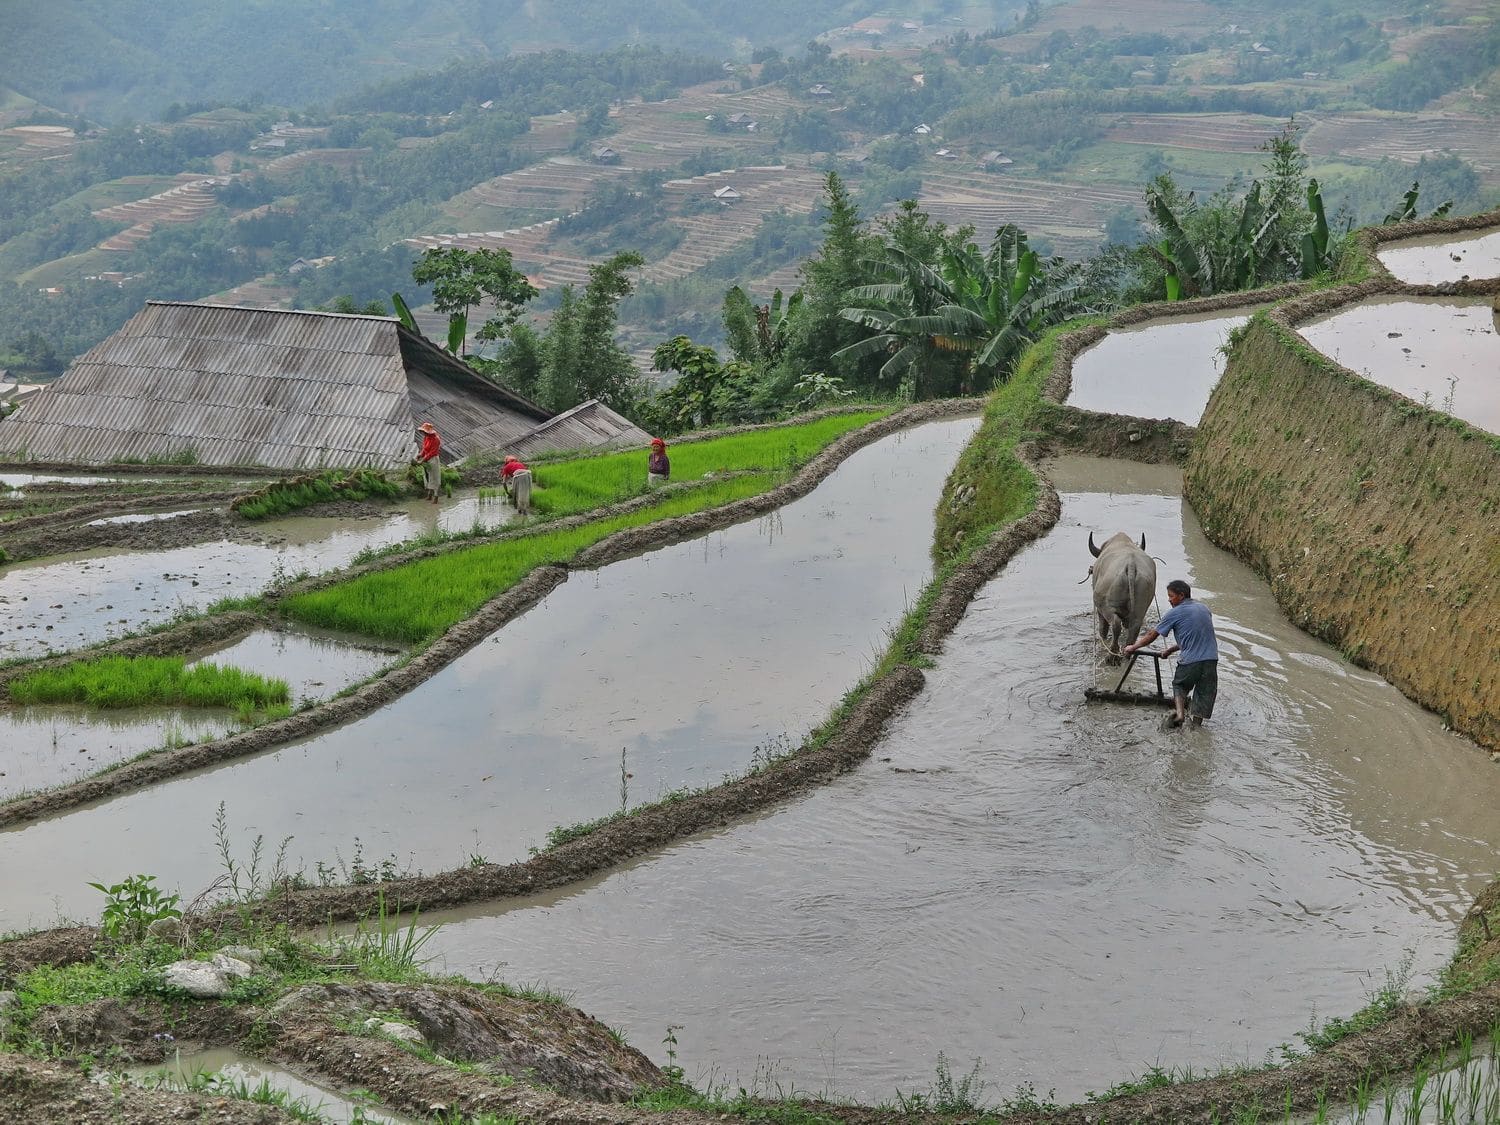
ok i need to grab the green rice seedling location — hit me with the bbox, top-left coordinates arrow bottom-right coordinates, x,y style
8,656 -> 289,710
234,468 -> 405,520
282,474 -> 773,642
521,409 -> 889,518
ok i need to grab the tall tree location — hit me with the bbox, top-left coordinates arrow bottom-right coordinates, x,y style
539,251 -> 645,413
410,246 -> 538,354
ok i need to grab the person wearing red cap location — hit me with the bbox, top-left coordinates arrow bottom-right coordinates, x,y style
500,454 -> 532,513
646,437 -> 670,489
415,422 -> 442,504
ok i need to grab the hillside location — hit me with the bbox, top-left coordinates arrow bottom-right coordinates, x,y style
0,0 -> 1497,379
0,0 -> 913,123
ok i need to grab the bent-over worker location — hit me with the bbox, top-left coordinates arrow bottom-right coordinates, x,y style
1124,578 -> 1218,728
500,454 -> 532,514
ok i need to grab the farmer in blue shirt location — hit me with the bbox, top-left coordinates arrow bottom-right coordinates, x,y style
1124,579 -> 1219,727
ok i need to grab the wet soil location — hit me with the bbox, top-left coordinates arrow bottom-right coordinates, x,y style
0,1051 -> 304,1124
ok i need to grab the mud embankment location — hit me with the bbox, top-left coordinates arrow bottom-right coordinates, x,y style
9,978 -> 682,1125
1188,297 -> 1500,750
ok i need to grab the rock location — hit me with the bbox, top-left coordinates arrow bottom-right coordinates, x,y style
217,945 -> 264,965
161,954 -> 253,998
1126,430 -> 1143,443
146,916 -> 185,943
363,1017 -> 424,1044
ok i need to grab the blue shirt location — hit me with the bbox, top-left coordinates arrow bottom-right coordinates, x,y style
1155,598 -> 1218,663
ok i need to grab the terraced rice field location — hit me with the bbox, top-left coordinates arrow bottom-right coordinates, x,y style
253,147 -> 369,179
1104,112 -> 1288,153
917,169 -> 1140,254
92,176 -> 224,252
1302,112 -> 1500,185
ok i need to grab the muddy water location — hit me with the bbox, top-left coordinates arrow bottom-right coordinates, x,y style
0,629 -> 391,800
1301,296 -> 1500,434
85,509 -> 201,526
408,457 -> 1500,1104
1377,226 -> 1500,285
0,493 -> 514,660
0,472 -> 133,488
1067,308 -> 1262,424
0,418 -> 979,929
128,1047 -> 413,1124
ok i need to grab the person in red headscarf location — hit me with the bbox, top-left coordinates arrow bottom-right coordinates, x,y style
415,422 -> 442,504
646,437 -> 670,488
500,454 -> 532,513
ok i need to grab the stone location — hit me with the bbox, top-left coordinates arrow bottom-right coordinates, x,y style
217,945 -> 264,965
146,916 -> 184,943
161,954 -> 254,998
363,1017 -> 424,1044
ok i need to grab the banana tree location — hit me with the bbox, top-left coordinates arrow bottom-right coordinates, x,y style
1383,181 -> 1454,225
1145,178 -> 1279,298
835,242 -> 958,397
836,225 -> 1088,395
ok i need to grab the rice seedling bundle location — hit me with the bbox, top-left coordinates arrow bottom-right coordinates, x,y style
8,656 -> 289,710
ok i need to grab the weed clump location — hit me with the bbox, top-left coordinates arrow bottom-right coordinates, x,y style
8,655 -> 289,710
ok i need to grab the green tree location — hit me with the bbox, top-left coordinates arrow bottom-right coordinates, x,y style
410,246 -> 539,354
539,251 -> 645,413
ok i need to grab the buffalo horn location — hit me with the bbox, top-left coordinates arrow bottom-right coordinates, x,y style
1088,532 -> 1101,558
1139,533 -> 1146,551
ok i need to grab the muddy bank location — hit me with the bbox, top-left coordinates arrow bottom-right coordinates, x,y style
0,403 -> 970,828
2,503 -> 240,562
0,1051 -> 305,1125
13,975 -> 683,1125
1189,298 -> 1500,749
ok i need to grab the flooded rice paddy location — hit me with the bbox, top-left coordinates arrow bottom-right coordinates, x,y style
1066,308 -> 1261,424
1300,296 -> 1500,434
1377,227 -> 1500,286
408,457 -> 1500,1104
0,418 -> 979,930
0,628 -> 391,799
126,1047 -> 412,1124
0,492 -> 515,659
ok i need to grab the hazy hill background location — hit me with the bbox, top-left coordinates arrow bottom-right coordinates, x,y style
0,0 -> 1496,398
0,0 -> 932,121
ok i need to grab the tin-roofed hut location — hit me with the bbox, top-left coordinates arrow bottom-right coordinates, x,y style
0,302 -> 648,468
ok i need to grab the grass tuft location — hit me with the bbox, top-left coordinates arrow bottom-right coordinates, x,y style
8,655 -> 289,710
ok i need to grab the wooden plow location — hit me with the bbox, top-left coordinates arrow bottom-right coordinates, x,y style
1084,649 -> 1174,707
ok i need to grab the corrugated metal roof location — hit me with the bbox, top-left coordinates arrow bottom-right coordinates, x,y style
506,399 -> 651,458
0,302 -> 562,470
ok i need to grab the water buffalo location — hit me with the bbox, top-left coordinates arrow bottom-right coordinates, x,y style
1088,531 -> 1156,660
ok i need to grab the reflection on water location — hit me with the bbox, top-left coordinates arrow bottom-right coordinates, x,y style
0,492 -> 514,659
411,457 -> 1500,1105
1067,309 -> 1262,424
1301,296 -> 1500,435
0,418 -> 980,930
0,628 -> 391,799
1377,227 -> 1500,285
